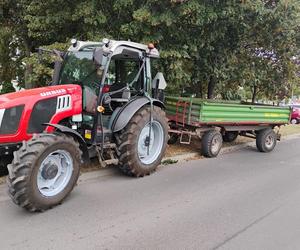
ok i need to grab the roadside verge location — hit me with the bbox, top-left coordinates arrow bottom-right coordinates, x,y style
1,132 -> 300,190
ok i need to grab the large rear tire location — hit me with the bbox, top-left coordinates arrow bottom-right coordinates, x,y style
201,130 -> 223,158
7,133 -> 81,212
116,106 -> 168,177
256,128 -> 277,152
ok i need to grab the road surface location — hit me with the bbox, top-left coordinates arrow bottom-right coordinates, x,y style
1,136 -> 300,250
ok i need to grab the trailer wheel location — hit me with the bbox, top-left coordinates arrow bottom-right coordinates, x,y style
202,130 -> 223,158
7,133 -> 81,212
168,133 -> 179,145
222,131 -> 239,143
116,106 -> 168,177
256,128 -> 277,152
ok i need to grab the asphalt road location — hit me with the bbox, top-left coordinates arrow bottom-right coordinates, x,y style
1,136 -> 300,250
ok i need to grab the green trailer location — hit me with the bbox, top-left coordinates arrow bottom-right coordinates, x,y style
165,96 -> 291,157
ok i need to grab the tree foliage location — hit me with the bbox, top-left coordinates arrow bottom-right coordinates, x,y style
0,0 -> 299,102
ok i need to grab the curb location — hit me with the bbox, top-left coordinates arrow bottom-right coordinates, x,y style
77,132 -> 300,183
162,133 -> 300,164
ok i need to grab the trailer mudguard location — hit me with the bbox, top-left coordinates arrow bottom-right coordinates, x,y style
111,97 -> 164,133
44,123 -> 90,163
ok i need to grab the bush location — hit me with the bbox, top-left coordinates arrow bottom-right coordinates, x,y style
0,82 -> 15,94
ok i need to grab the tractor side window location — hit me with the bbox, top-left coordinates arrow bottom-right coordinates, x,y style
107,59 -> 142,92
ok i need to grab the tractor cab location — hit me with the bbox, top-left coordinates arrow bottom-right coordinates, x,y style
54,39 -> 164,142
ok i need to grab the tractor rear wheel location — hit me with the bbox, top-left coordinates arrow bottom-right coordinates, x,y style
116,106 -> 168,177
7,133 -> 81,212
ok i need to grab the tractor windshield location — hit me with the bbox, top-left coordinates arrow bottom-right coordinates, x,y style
59,51 -> 102,90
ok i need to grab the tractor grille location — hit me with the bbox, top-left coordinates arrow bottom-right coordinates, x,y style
56,95 -> 71,112
0,105 -> 24,135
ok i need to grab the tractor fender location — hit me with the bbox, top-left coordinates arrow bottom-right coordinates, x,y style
111,97 -> 165,133
44,123 -> 90,163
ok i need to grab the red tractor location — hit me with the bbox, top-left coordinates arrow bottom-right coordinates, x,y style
1,39 -> 169,211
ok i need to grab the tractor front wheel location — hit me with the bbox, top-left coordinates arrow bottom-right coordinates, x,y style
7,133 -> 81,212
116,106 -> 168,177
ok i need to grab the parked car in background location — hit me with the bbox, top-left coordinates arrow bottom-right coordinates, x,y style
291,106 -> 300,124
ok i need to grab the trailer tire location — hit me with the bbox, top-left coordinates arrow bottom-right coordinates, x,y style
202,130 -> 223,158
222,131 -> 239,143
256,128 -> 277,153
116,106 -> 168,177
168,133 -> 179,145
7,133 -> 81,212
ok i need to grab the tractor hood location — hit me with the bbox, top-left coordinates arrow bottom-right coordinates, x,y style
0,84 -> 83,143
0,84 -> 82,109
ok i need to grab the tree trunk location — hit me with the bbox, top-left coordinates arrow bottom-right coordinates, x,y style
199,81 -> 203,98
22,37 -> 33,89
251,85 -> 257,104
24,64 -> 33,89
207,75 -> 216,99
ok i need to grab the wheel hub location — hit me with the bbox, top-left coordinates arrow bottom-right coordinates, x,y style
137,121 -> 164,165
211,135 -> 222,154
144,136 -> 150,147
266,135 -> 274,147
41,162 -> 59,180
37,150 -> 73,197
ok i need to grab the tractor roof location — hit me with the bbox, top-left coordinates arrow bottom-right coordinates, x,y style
68,39 -> 159,58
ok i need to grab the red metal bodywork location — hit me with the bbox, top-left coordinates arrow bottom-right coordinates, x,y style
0,84 -> 82,143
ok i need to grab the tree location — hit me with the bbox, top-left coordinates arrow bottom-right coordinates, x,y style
0,0 -> 299,102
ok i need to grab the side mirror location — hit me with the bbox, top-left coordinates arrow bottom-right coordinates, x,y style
152,72 -> 167,90
93,47 -> 108,67
152,72 -> 167,101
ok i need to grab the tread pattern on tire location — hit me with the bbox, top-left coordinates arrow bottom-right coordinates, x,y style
7,133 -> 82,212
115,106 -> 168,177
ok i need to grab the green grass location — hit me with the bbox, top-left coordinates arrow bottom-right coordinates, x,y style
279,124 -> 300,136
